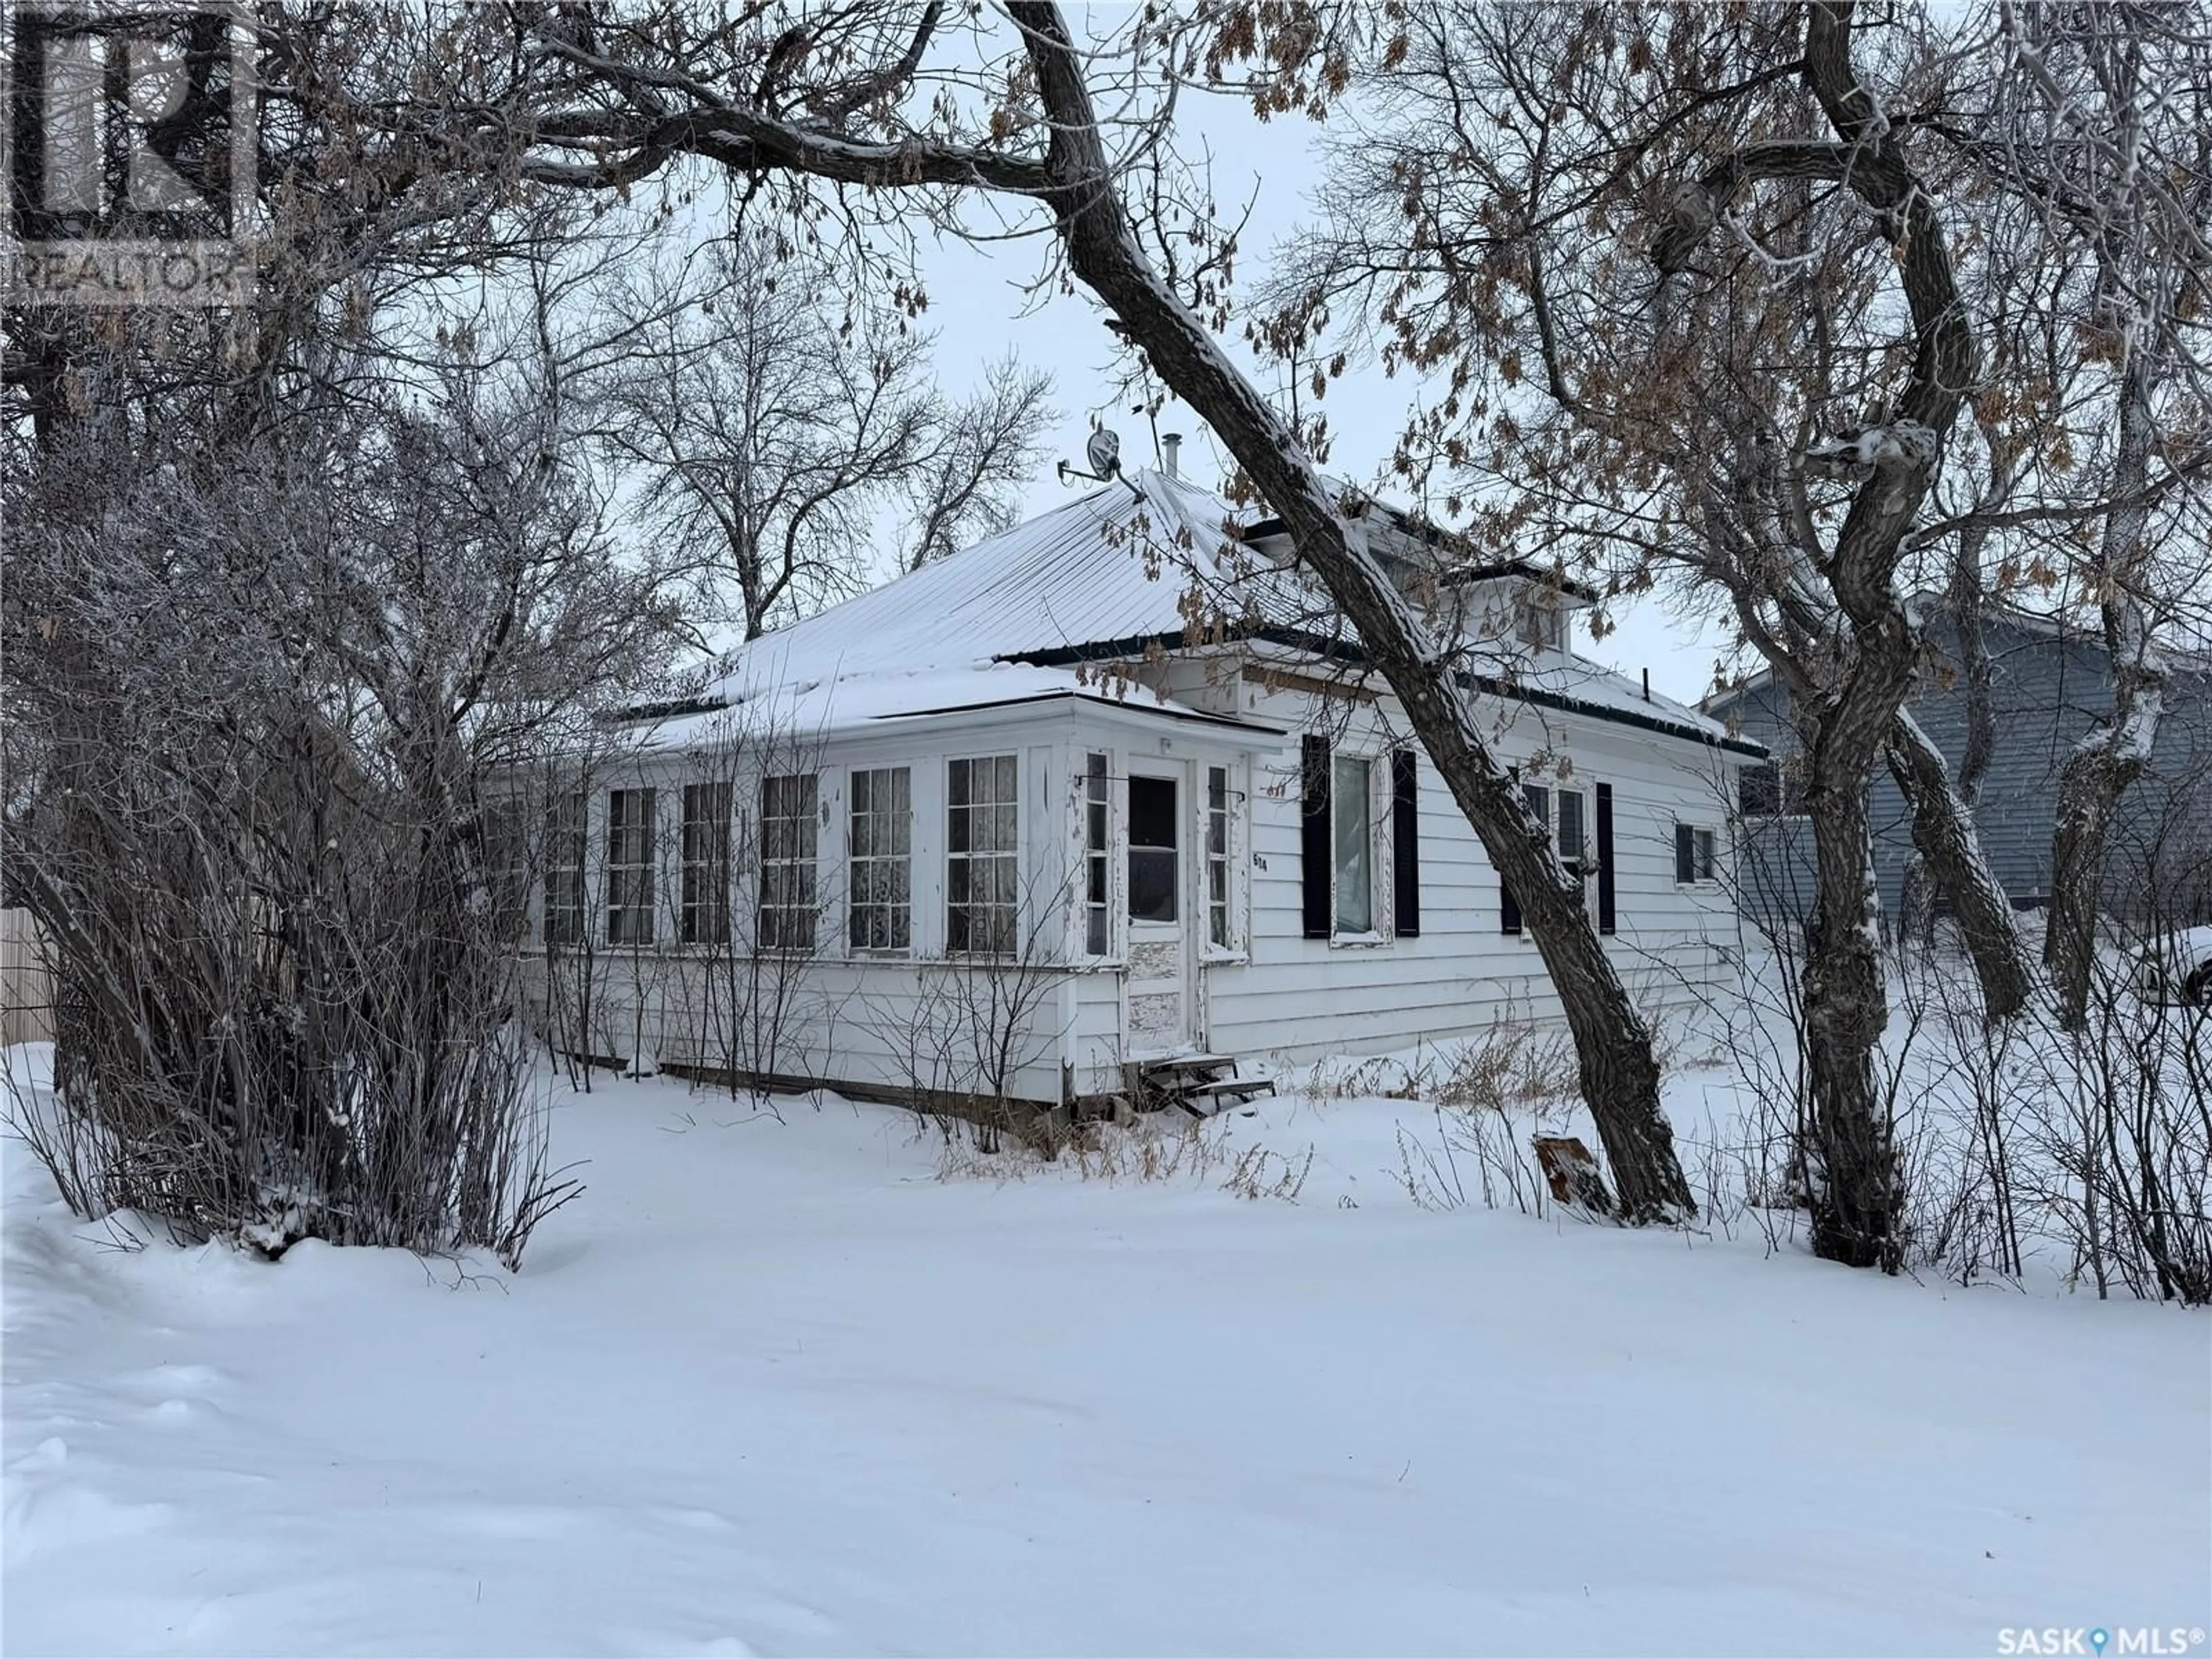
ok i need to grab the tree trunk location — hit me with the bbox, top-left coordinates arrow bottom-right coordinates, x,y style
2046,351 -> 2162,1028
1883,708 -> 2032,1018
1011,2 -> 1692,1221
1802,698 -> 1906,1271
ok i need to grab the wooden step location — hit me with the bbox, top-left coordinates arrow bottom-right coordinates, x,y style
1169,1074 -> 1277,1117
1138,1052 -> 1240,1077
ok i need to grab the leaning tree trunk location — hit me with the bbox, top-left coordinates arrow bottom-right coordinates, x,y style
1012,2 -> 1693,1221
1884,707 -> 2032,1019
1888,482 -> 2031,1012
2046,351 -> 2162,1029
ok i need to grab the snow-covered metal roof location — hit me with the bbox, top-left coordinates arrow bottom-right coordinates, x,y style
630,469 -> 1756,757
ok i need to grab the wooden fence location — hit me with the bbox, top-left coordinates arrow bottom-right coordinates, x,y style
1,908 -> 55,1046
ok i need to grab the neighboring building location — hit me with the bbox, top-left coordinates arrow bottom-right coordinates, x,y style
515,468 -> 1764,1111
1705,600 -> 2212,934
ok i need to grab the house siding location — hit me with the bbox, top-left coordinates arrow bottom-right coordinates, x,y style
1193,672 -> 1748,1071
516,654 -> 1758,1102
1713,614 -> 2212,931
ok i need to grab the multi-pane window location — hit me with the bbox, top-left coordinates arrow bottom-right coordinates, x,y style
542,792 -> 586,947
1206,765 -> 1231,948
607,787 -> 657,945
848,766 -> 912,952
1676,823 -> 1718,884
1522,782 -> 1594,899
1084,752 -> 1111,956
759,772 -> 819,951
1333,753 -> 1374,934
680,782 -> 732,945
948,754 -> 1018,955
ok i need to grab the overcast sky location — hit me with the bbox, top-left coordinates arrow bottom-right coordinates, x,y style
896,52 -> 1742,706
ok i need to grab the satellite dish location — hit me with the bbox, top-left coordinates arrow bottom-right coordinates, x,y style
1086,427 -> 1122,479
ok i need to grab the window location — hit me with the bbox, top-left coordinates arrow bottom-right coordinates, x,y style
948,755 -> 1018,954
1334,753 -> 1374,934
1507,781 -> 1594,934
1517,594 -> 1562,652
1302,737 -> 1385,941
680,782 -> 732,945
1206,765 -> 1231,949
1522,781 -> 1552,844
1128,774 -> 1178,925
759,772 -> 819,950
1740,763 -> 1782,817
1084,753 -> 1111,956
607,787 -> 656,945
1676,823 -> 1718,885
542,792 -> 586,947
848,766 -> 911,952
1556,788 -> 1586,873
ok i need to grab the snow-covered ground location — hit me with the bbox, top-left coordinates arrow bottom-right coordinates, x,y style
5,1043 -> 2207,1657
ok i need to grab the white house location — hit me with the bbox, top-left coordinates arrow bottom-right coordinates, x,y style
517,464 -> 1763,1112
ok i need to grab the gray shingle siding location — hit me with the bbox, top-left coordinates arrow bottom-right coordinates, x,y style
1709,612 -> 2212,933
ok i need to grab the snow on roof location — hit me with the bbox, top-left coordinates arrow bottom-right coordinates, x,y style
635,471 -> 1291,749
1475,652 -> 1758,755
630,469 -> 1756,757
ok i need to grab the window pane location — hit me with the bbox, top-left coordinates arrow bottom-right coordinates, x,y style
1127,775 -> 1177,923
1130,850 -> 1177,922
1740,764 -> 1780,817
1334,756 -> 1373,934
1676,824 -> 1696,884
1522,782 -> 1550,830
1129,777 -> 1176,848
1558,791 -> 1585,865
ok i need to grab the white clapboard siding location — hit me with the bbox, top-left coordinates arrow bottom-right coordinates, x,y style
514,658 -> 1755,1104
1195,677 -> 1749,1070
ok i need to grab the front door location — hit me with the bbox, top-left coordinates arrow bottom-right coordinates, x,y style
1125,764 -> 1196,1055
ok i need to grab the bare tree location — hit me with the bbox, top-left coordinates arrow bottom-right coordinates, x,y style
1973,4 -> 2212,1027
580,235 -> 1053,641
1266,2 -> 2016,1264
2,328 -> 683,1260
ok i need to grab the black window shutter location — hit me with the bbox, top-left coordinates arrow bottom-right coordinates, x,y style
1596,782 -> 1616,936
1301,734 -> 1332,940
1675,823 -> 1695,885
1500,764 -> 1522,934
1391,749 -> 1419,938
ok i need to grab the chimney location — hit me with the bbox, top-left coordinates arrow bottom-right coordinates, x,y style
1161,431 -> 1182,479
1642,666 -> 1652,703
